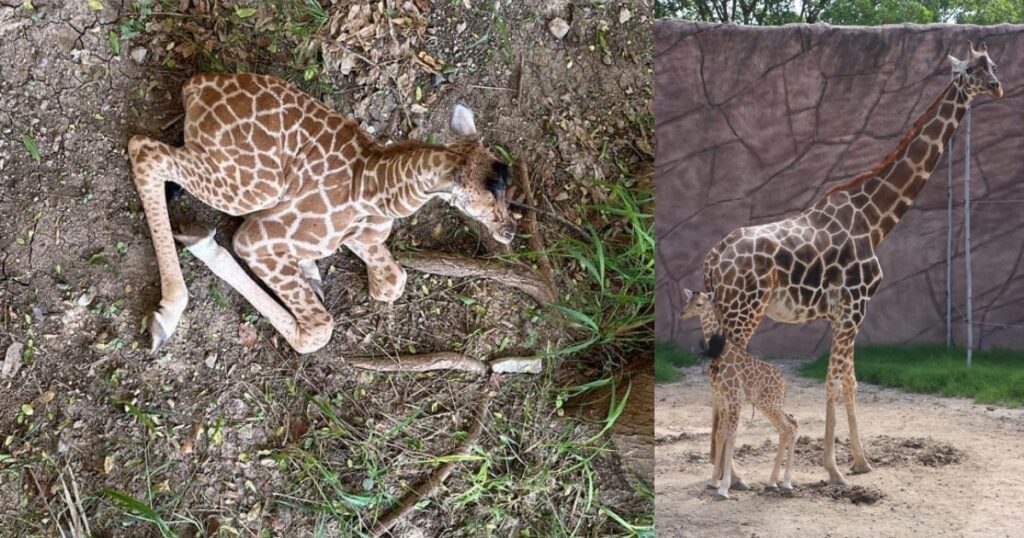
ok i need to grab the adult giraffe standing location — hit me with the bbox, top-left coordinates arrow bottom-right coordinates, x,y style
703,42 -> 1003,485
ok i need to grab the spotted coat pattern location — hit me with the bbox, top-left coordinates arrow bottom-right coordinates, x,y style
128,73 -> 515,354
700,43 -> 1002,484
681,290 -> 798,498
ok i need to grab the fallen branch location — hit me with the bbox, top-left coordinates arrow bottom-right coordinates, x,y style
508,199 -> 589,239
347,352 -> 542,377
396,251 -> 557,305
516,162 -> 555,286
369,391 -> 493,537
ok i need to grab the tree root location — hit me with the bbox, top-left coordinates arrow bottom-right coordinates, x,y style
516,161 -> 555,287
368,388 -> 494,536
349,351 -> 539,535
395,251 -> 557,305
347,352 -> 542,377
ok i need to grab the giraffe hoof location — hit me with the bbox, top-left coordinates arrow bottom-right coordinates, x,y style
850,462 -> 873,475
173,224 -> 217,251
780,483 -> 794,493
713,492 -> 729,501
828,477 -> 851,487
730,480 -> 750,491
149,310 -> 172,353
764,483 -> 778,491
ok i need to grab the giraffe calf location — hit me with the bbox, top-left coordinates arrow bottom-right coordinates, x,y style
681,289 -> 798,499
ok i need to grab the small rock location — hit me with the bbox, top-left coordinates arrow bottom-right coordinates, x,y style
456,21 -> 467,34
130,46 -> 148,64
619,7 -> 632,24
2,342 -> 23,379
77,288 -> 95,307
548,17 -> 570,40
205,352 -> 218,369
987,406 -> 996,411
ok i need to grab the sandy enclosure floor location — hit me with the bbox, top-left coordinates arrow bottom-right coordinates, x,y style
656,359 -> 1024,538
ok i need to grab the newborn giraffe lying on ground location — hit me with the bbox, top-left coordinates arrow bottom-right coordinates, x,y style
128,73 -> 515,354
680,289 -> 798,500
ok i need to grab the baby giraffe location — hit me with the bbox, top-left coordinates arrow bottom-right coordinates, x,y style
681,289 -> 797,499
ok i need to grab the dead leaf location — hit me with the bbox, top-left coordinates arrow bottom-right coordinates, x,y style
238,323 -> 257,349
415,51 -> 441,73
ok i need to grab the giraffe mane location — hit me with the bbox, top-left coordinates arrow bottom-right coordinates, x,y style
820,79 -> 955,198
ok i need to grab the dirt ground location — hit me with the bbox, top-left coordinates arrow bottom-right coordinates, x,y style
0,0 -> 652,536
656,359 -> 1024,538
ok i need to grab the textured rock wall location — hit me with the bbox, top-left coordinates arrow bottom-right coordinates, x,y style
656,21 -> 1024,357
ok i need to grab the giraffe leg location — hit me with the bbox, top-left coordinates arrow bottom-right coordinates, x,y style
127,135 -> 285,351
844,368 -> 873,474
823,372 -> 847,485
709,406 -> 726,490
173,225 -> 303,348
766,408 -> 787,489
224,220 -> 333,354
298,259 -> 324,301
782,414 -> 797,491
128,137 -> 191,351
344,217 -> 406,303
715,405 -> 740,500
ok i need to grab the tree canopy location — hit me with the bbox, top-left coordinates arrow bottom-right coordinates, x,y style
654,0 -> 1024,25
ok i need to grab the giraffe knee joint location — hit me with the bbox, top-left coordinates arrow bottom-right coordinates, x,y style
368,265 -> 406,303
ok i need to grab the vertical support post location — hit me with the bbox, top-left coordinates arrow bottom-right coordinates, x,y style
963,106 -> 973,369
946,137 -> 954,349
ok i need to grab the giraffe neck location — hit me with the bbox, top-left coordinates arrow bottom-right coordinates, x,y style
697,308 -> 721,345
816,80 -> 971,245
361,143 -> 460,218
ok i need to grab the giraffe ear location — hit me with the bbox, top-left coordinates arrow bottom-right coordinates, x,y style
948,55 -> 967,74
706,291 -> 715,303
683,288 -> 693,301
450,103 -> 478,138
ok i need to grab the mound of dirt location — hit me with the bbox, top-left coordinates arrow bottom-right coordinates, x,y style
655,431 -> 699,445
788,435 -> 965,468
807,482 -> 886,505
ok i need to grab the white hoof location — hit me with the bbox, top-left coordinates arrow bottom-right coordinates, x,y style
149,298 -> 185,352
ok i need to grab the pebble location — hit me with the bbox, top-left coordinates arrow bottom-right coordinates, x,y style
205,351 -> 218,369
130,46 -> 148,64
548,17 -> 570,40
619,7 -> 632,24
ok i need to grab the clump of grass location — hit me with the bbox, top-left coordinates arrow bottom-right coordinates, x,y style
798,345 -> 1024,408
654,341 -> 697,384
548,178 -> 653,362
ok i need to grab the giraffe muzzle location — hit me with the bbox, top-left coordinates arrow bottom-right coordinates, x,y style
988,81 -> 1003,99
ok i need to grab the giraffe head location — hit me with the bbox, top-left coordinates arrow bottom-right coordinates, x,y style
445,104 -> 517,244
679,288 -> 714,320
949,41 -> 1002,99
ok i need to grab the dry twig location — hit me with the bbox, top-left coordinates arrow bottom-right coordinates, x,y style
516,162 -> 555,286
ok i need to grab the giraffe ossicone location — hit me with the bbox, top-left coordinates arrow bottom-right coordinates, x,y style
680,289 -> 798,499
129,73 -> 517,354
700,42 -> 1002,485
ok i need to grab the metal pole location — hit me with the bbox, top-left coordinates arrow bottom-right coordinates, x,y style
963,106 -> 973,369
946,137 -> 954,349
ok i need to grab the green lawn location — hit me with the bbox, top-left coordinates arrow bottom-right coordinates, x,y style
655,341 -> 698,384
798,345 -> 1024,408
